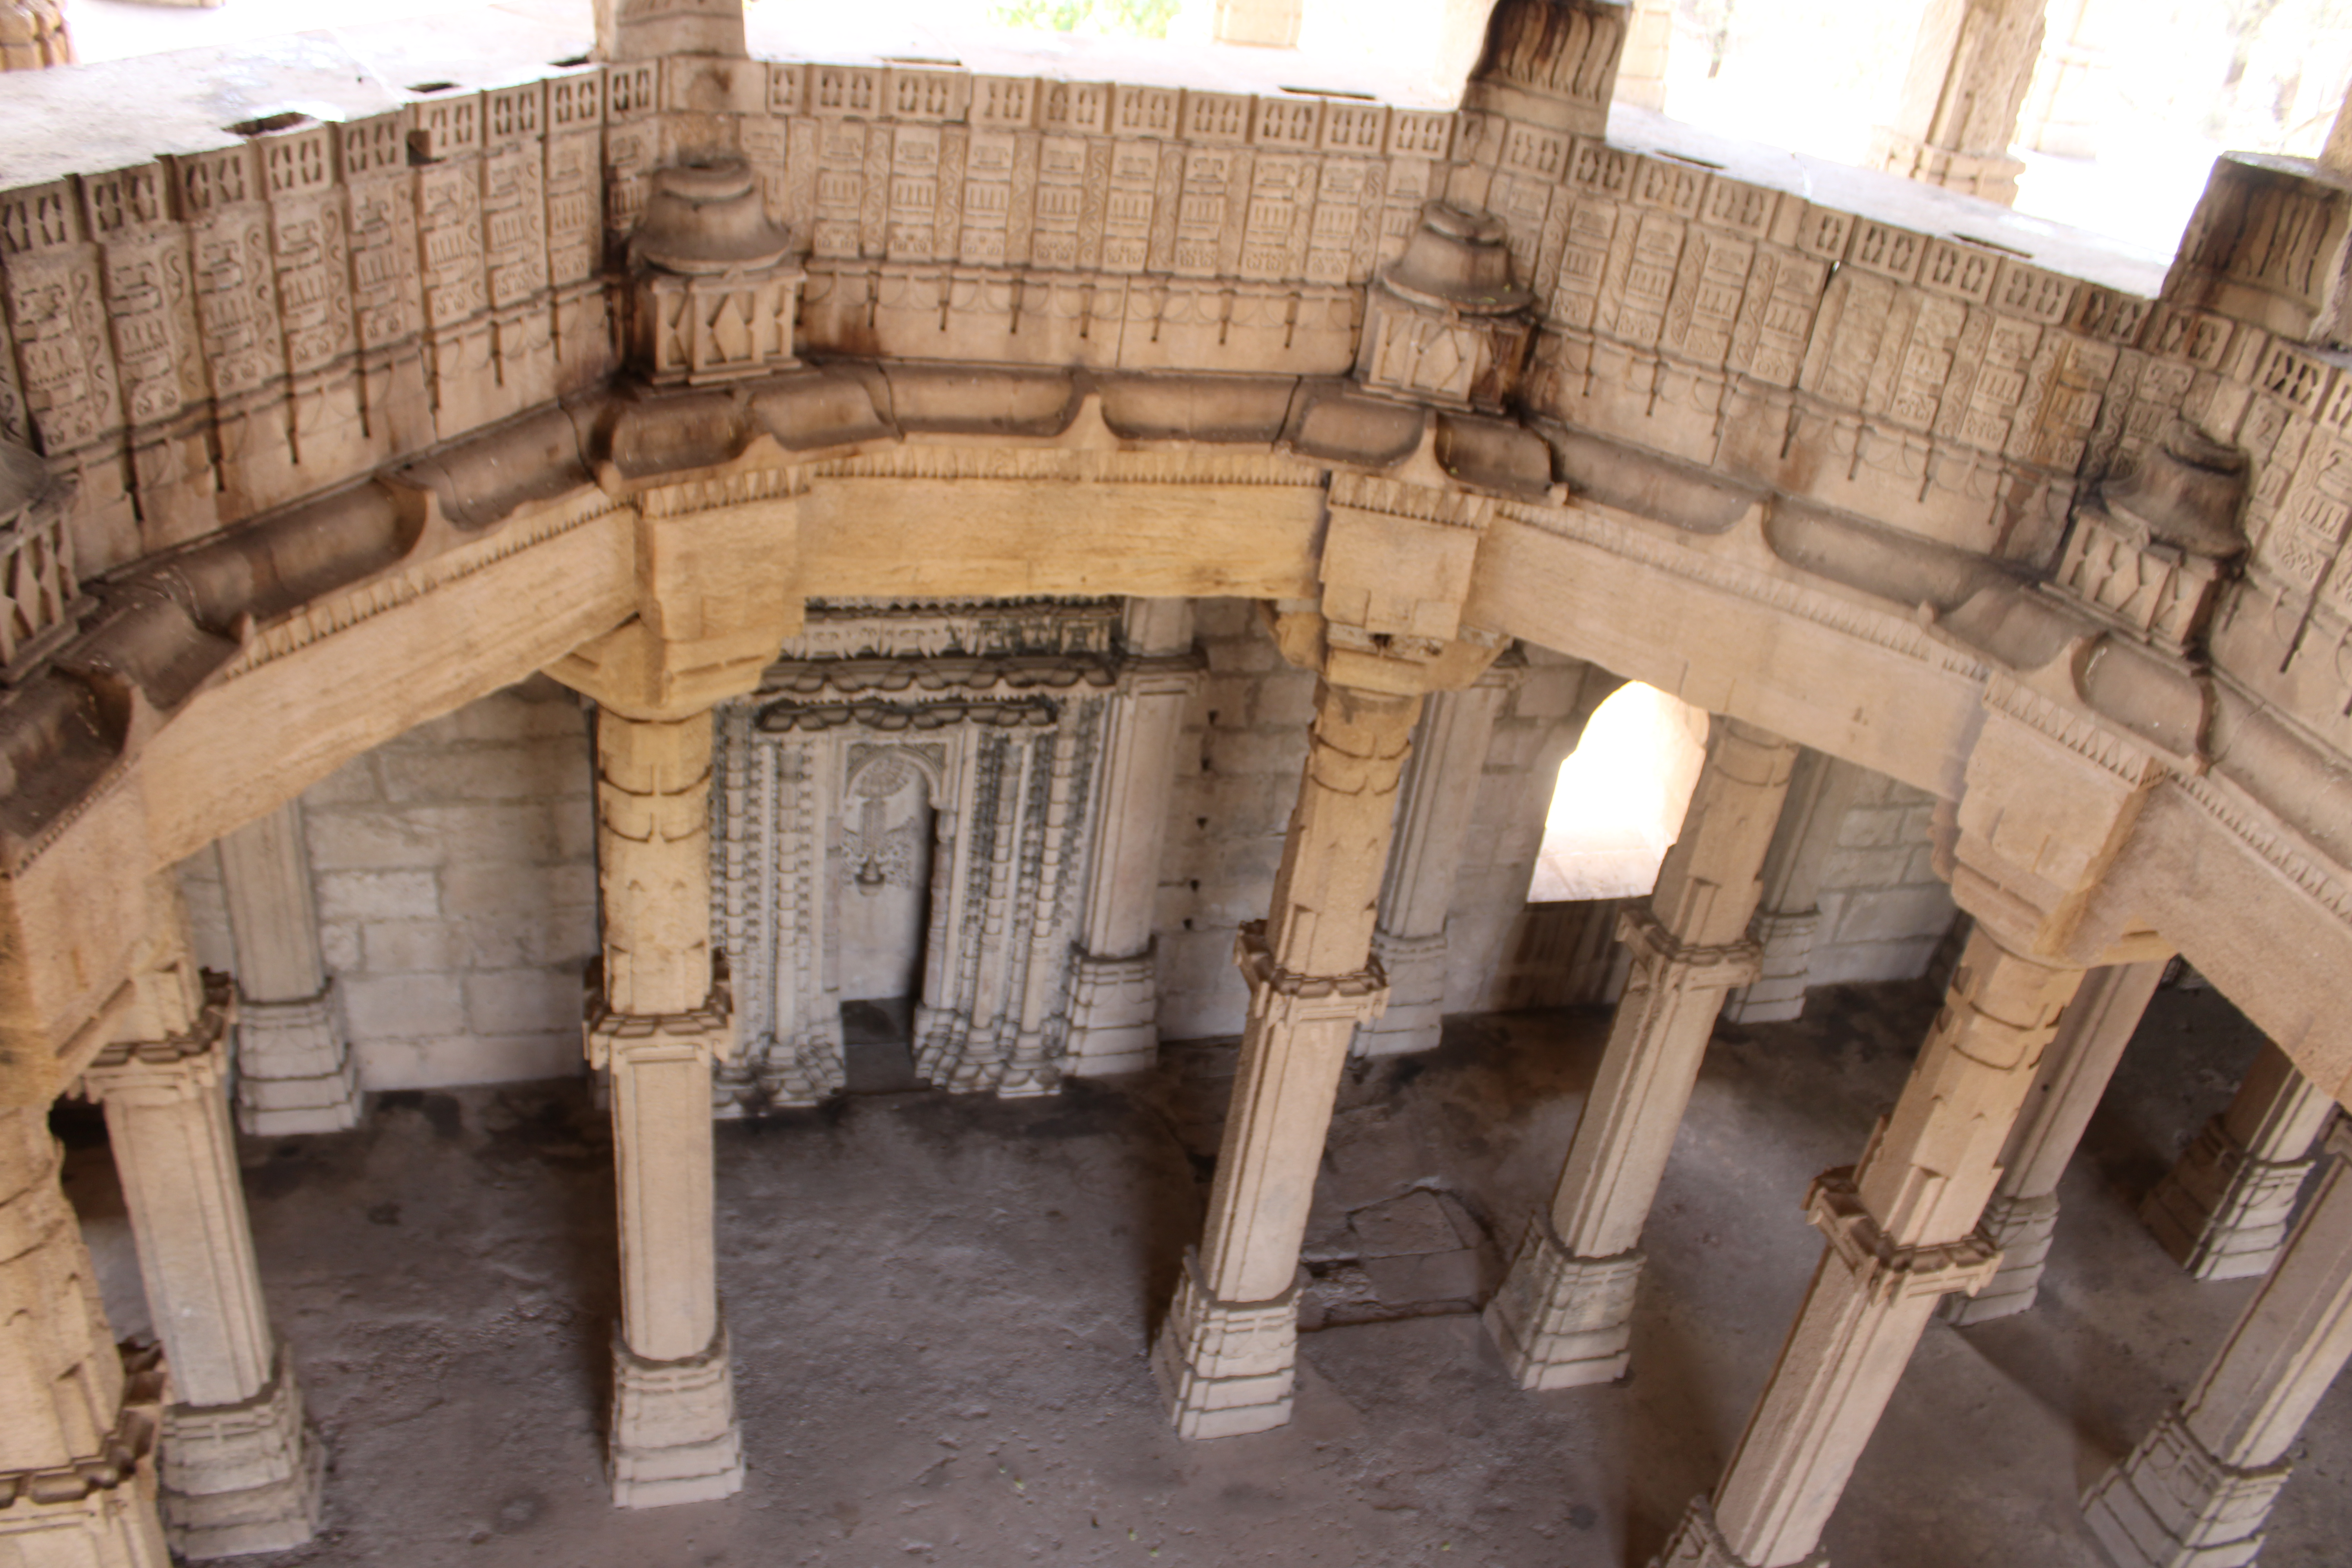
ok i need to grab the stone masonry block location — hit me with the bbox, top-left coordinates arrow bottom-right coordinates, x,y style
303,809 -> 446,871
1834,885 -> 1959,945
360,919 -> 463,975
1836,806 -> 1914,849
403,803 -> 561,865
354,1031 -> 583,1091
459,910 -> 597,971
299,759 -> 382,808
1200,727 -> 1309,779
1251,672 -> 1320,730
315,869 -> 441,922
377,746 -> 586,805
319,920 -> 362,974
341,972 -> 465,1038
1820,845 -> 1915,890
440,861 -> 598,920
466,968 -> 582,1035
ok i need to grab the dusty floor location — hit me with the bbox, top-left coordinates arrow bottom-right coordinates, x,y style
56,979 -> 2352,1568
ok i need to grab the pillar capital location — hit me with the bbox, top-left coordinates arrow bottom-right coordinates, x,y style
584,964 -> 734,1073
1232,921 -> 1389,1029
78,974 -> 234,1103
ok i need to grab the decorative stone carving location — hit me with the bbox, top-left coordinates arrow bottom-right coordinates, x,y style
2057,422 -> 2249,654
627,160 -> 804,386
2165,154 -> 2352,345
1355,203 -> 1534,414
1866,0 -> 2047,206
0,435 -> 77,673
2143,1041 -> 2337,1282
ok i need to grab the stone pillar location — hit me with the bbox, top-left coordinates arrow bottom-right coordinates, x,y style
1358,668 -> 1514,1059
0,1 -> 70,72
1721,751 -> 1861,1026
586,704 -> 743,1508
1613,0 -> 1675,111
1651,925 -> 2080,1568
1484,720 -> 1798,1389
1942,959 -> 2167,1326
2018,0 -> 2115,161
2143,1040 -> 2336,1283
79,945 -> 324,1560
0,1107 -> 171,1568
1212,0 -> 1302,49
1065,599 -> 1200,1077
2085,1121 -> 2352,1568
1865,0 -> 2047,206
1152,679 -> 1419,1438
595,0 -> 743,60
216,801 -> 362,1136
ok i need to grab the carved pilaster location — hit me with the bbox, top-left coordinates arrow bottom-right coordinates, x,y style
217,801 -> 361,1136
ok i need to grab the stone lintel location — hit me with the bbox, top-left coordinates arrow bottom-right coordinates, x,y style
609,1322 -> 744,1509
1805,1170 -> 2002,1305
1483,1216 -> 1643,1390
1232,921 -> 1390,1033
1151,1249 -> 1299,1441
1617,907 -> 1765,992
160,1350 -> 323,1559
1649,1495 -> 1828,1568
2082,1408 -> 2289,1568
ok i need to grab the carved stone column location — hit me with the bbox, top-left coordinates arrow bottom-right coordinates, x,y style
1359,667 -> 1515,1058
1721,751 -> 1862,1026
1866,0 -> 2047,206
1941,959 -> 2167,1326
1613,0 -> 1675,111
2085,1122 -> 2352,1568
0,1107 -> 171,1568
1065,598 -> 1199,1077
585,704 -> 743,1508
80,946 -> 323,1560
1152,680 -> 1421,1438
1651,926 -> 2081,1568
1485,720 -> 1797,1389
2143,1040 -> 2337,1283
1211,0 -> 1302,49
216,801 -> 361,1136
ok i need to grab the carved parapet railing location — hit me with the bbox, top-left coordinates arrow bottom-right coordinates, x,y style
0,436 -> 75,673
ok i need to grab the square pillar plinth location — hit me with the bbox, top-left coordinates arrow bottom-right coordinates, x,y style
1063,951 -> 1159,1076
609,1323 -> 744,1509
160,1352 -> 325,1559
1940,1191 -> 2061,1326
1151,1251 -> 1299,1440
2082,1410 -> 2289,1568
1483,1218 -> 1643,1389
233,988 -> 362,1136
2142,1118 -> 2320,1282
1651,1497 -> 1828,1568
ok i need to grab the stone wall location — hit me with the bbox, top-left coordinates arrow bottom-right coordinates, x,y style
181,678 -> 598,1091
1803,771 -> 1957,986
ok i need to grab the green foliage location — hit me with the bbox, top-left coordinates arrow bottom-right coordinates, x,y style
991,0 -> 1181,40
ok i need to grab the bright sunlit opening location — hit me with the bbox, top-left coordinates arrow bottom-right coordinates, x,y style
1526,682 -> 1709,904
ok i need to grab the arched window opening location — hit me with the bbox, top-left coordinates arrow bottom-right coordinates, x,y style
1527,682 -> 1710,904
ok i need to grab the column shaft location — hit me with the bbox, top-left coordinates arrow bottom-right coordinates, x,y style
1613,0 -> 1674,110
588,705 -> 742,1508
1653,927 -> 2079,1568
2085,1126 -> 2352,1567
216,800 -> 360,1135
1154,681 -> 1418,1438
0,1107 -> 170,1568
1067,599 -> 1198,1076
1866,0 -> 2048,205
1722,751 -> 1860,1026
2144,1039 -> 2336,1281
1485,721 -> 1795,1389
1361,674 -> 1511,1057
1944,959 -> 2166,1325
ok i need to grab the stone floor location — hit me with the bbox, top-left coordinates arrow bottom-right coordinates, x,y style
56,978 -> 2352,1567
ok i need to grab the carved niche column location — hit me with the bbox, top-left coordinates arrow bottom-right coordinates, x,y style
78,898 -> 321,1558
0,1109 -> 170,1568
2086,1121 -> 2352,1568
1065,598 -> 1201,1077
215,801 -> 362,1135
1357,664 -> 1517,1058
1940,958 -> 2168,1325
2144,1040 -> 2338,1282
1654,922 -> 2082,1568
1484,719 -> 1798,1389
1866,0 -> 2049,206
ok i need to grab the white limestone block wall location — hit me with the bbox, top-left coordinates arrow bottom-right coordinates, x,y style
1803,771 -> 1957,985
180,677 -> 598,1091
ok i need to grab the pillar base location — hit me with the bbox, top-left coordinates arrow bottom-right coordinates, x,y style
2082,1409 -> 2288,1568
1063,951 -> 1160,1076
609,1324 -> 744,1509
1356,930 -> 1446,1058
1151,1250 -> 1298,1440
1483,1218 -> 1642,1390
160,1352 -> 324,1559
1649,1496 -> 1828,1568
1940,1191 -> 2060,1326
2142,1117 -> 2317,1282
1864,128 -> 2025,205
233,987 -> 363,1136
